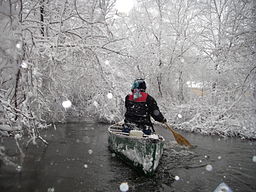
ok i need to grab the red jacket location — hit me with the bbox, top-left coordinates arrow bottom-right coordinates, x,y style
124,91 -> 165,126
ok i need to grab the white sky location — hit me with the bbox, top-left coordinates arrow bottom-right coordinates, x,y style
115,0 -> 137,13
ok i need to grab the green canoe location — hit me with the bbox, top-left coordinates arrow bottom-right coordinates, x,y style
108,124 -> 165,175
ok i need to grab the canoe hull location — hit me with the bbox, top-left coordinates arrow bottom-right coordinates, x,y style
108,125 -> 165,175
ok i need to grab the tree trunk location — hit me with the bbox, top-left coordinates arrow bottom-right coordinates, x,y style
14,68 -> 21,120
157,74 -> 163,97
40,0 -> 45,36
178,71 -> 184,103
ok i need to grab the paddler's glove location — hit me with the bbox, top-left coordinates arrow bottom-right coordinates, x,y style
162,118 -> 167,123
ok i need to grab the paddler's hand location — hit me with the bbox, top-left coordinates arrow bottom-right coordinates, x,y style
162,118 -> 167,123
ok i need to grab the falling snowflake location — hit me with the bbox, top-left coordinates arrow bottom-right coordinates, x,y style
218,156 -> 222,160
107,93 -> 113,99
16,165 -> 22,172
213,182 -> 233,192
84,164 -> 88,168
16,42 -> 22,49
153,110 -> 160,116
14,134 -> 22,140
177,114 -> 182,118
105,60 -> 110,65
252,156 -> 256,162
47,187 -> 55,192
93,101 -> 98,107
62,100 -> 72,108
88,149 -> 93,155
112,153 -> 116,157
21,61 -> 28,68
119,182 -> 129,192
174,176 -> 180,181
206,164 -> 213,171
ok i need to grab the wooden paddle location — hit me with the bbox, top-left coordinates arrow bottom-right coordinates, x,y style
163,122 -> 192,147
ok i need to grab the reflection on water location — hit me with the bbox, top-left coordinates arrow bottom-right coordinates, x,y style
0,122 -> 255,192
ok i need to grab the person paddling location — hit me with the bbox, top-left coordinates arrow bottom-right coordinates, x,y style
123,79 -> 167,135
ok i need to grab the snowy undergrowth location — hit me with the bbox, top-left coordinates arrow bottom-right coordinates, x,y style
87,93 -> 125,123
162,102 -> 256,140
34,93 -> 256,140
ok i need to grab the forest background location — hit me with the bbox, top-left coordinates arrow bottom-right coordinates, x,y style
0,0 -> 255,165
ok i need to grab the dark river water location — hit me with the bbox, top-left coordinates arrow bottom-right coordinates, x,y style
0,122 -> 256,192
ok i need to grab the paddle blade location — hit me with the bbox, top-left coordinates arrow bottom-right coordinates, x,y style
164,123 -> 192,147
172,130 -> 192,147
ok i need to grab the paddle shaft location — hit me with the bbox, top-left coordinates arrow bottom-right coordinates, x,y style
163,122 -> 192,147
164,123 -> 175,134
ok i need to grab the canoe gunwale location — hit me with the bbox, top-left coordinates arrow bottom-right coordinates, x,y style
108,125 -> 165,141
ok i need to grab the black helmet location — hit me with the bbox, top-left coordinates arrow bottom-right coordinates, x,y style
131,79 -> 146,91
